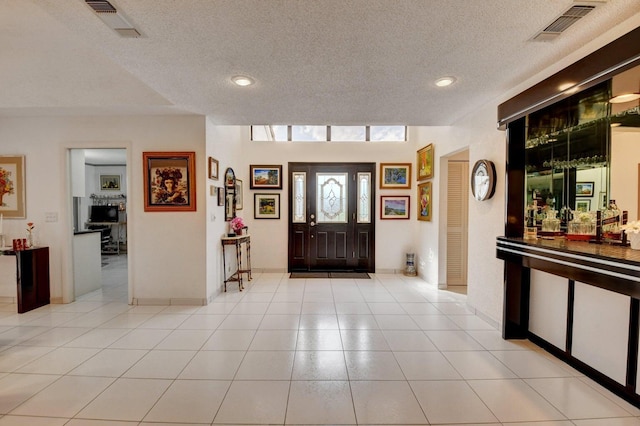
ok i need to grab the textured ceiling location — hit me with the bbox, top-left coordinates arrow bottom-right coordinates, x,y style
1,0 -> 639,125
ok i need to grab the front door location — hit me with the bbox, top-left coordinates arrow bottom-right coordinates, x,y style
288,162 -> 375,272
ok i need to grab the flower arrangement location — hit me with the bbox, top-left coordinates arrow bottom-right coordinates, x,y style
0,167 -> 15,206
26,222 -> 35,247
230,216 -> 246,234
621,220 -> 640,235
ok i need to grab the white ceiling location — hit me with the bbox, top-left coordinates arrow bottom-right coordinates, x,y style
1,0 -> 639,126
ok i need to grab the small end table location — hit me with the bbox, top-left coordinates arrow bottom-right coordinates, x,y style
221,234 -> 252,291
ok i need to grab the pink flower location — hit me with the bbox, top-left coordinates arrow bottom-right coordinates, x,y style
230,216 -> 245,232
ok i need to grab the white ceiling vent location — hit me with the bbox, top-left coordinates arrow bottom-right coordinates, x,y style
85,0 -> 140,38
532,4 -> 597,42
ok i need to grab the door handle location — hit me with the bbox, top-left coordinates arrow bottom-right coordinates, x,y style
310,221 -> 316,227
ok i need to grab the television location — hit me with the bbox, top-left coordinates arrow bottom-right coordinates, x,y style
89,205 -> 119,223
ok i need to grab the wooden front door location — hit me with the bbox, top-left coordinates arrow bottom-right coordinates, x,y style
288,162 -> 375,272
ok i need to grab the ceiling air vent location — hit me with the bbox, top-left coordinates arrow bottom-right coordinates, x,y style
532,4 -> 596,42
85,0 -> 140,38
86,1 -> 117,13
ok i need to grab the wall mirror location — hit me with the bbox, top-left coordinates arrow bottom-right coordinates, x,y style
224,167 -> 236,221
524,64 -> 640,227
610,64 -> 640,221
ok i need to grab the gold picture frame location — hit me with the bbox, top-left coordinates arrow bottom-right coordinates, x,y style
0,155 -> 26,218
417,181 -> 432,221
380,163 -> 412,189
417,144 -> 434,181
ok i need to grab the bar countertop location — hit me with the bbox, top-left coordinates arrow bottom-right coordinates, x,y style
498,236 -> 640,265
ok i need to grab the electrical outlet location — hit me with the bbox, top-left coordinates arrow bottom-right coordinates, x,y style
45,212 -> 58,222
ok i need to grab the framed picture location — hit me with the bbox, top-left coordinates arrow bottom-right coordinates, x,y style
417,181 -> 432,221
381,196 -> 410,219
100,175 -> 120,191
576,199 -> 591,212
599,191 -> 607,209
217,187 -> 225,206
235,179 -> 243,210
380,163 -> 412,189
254,193 -> 280,219
143,151 -> 196,212
208,157 -> 219,180
0,155 -> 26,218
250,165 -> 282,189
417,144 -> 434,181
576,181 -> 594,197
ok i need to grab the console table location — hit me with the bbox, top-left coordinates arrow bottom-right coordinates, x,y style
0,247 -> 50,313
221,234 -> 252,292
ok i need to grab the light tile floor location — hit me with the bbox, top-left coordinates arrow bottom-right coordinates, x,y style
1,255 -> 640,425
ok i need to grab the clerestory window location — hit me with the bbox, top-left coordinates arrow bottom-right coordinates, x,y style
251,125 -> 406,142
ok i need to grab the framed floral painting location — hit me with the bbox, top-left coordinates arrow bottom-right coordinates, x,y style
417,144 -> 434,181
143,152 -> 196,212
417,181 -> 432,221
0,155 -> 26,218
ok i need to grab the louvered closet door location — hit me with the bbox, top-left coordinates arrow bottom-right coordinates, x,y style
446,161 -> 469,286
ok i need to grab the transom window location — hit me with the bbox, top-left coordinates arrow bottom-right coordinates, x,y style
251,125 -> 406,142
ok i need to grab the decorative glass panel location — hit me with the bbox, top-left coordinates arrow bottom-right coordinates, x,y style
357,172 -> 371,223
370,126 -> 406,141
292,125 -> 327,141
292,172 -> 306,223
331,126 -> 366,141
316,173 -> 347,223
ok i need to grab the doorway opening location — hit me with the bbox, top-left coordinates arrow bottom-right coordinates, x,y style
288,162 -> 376,273
70,148 -> 128,302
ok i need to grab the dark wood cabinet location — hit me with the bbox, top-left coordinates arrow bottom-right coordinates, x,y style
15,247 -> 50,313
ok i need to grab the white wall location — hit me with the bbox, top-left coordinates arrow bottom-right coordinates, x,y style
205,123 -> 246,299
235,136 -> 420,273
0,115 -> 206,304
447,105 -> 507,324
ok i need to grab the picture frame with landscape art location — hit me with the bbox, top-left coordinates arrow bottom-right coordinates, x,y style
380,163 -> 411,189
143,151 -> 196,212
254,193 -> 280,219
576,181 -> 594,197
576,199 -> 591,212
100,175 -> 120,191
0,155 -> 26,218
417,181 -> 432,221
250,165 -> 282,189
417,144 -> 434,181
381,196 -> 410,219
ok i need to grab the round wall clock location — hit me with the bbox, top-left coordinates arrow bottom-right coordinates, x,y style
471,159 -> 496,201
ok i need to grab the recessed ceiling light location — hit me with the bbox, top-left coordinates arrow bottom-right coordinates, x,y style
231,75 -> 255,87
435,76 -> 456,87
609,92 -> 640,104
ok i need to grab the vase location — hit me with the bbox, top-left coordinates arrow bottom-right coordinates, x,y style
629,233 -> 640,250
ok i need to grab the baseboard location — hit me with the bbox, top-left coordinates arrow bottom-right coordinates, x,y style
252,267 -> 287,273
50,297 -> 63,304
0,296 -> 16,303
374,268 -> 401,274
132,297 -> 207,306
